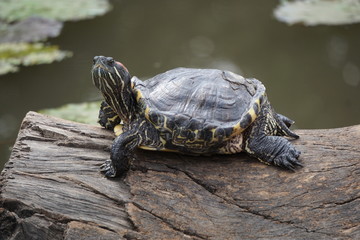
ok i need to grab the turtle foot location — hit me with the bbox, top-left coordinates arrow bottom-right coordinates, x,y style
100,159 -> 117,178
273,146 -> 302,171
246,135 -> 303,171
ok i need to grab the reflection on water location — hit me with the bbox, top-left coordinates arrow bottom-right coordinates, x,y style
0,0 -> 359,169
343,62 -> 360,87
189,36 -> 215,58
0,114 -> 17,140
326,36 -> 360,87
327,36 -> 348,67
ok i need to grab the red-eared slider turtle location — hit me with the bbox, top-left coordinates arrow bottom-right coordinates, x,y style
92,56 -> 301,177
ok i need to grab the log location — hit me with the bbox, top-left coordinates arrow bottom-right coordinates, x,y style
0,111 -> 359,240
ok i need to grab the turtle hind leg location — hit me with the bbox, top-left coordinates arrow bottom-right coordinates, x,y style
244,134 -> 302,170
243,105 -> 302,170
98,101 -> 121,130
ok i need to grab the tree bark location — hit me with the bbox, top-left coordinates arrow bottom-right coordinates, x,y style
0,111 -> 359,240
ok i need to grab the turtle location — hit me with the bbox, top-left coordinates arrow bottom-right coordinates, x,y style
91,56 -> 302,177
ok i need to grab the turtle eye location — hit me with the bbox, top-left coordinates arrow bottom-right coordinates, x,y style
106,57 -> 115,65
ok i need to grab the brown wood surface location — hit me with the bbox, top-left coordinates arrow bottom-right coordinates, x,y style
0,111 -> 359,240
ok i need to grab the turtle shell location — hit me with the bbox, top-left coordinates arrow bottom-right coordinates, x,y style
132,68 -> 266,151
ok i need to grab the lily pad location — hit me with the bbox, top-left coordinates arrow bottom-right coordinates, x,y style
0,0 -> 111,22
0,42 -> 72,75
0,0 -> 112,75
274,0 -> 360,26
40,102 -> 101,125
0,17 -> 63,43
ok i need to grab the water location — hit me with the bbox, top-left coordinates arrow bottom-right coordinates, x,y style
1,0 -> 359,170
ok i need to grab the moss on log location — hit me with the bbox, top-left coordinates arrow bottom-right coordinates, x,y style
1,111 -> 359,239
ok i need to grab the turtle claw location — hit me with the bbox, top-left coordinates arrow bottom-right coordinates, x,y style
273,147 -> 302,171
277,113 -> 295,128
100,159 -> 116,178
100,159 -> 111,171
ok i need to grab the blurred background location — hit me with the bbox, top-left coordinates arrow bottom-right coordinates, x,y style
1,0 -> 359,170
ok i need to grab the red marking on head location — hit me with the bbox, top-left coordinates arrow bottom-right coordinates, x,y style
116,61 -> 128,72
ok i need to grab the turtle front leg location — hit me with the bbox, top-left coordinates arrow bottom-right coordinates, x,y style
101,120 -> 163,177
101,128 -> 140,177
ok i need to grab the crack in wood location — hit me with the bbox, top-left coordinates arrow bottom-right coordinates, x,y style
58,176 -> 128,207
162,164 -> 342,238
131,202 -> 206,239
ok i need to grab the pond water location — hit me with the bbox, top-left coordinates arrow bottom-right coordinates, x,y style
1,0 -> 359,170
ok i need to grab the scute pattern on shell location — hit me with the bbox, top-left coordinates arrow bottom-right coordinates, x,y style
135,68 -> 265,128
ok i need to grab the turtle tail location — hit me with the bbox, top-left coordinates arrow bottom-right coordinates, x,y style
274,112 -> 299,139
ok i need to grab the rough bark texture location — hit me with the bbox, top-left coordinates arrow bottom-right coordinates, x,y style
0,111 -> 359,240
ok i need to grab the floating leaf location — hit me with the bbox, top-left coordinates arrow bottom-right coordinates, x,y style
40,102 -> 101,125
0,0 -> 111,22
0,42 -> 72,75
0,61 -> 17,75
0,17 -> 63,43
0,0 -> 112,75
274,0 -> 360,26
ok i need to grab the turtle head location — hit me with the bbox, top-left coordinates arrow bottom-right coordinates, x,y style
92,56 -> 135,123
